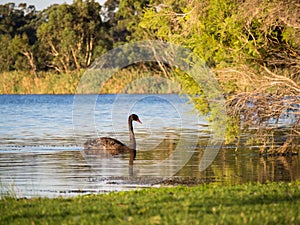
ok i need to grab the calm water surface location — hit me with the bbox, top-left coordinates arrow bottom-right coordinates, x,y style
0,94 -> 299,198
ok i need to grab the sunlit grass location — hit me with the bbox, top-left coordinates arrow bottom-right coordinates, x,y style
1,181 -> 299,224
0,68 -> 180,94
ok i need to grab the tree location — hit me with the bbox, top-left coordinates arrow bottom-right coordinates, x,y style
0,3 -> 37,73
137,0 -> 300,153
9,33 -> 36,73
108,0 -> 151,44
0,34 -> 13,71
37,0 -> 109,73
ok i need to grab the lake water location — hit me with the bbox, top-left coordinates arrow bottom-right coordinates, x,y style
0,94 -> 299,198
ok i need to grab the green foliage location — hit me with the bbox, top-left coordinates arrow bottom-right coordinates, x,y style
0,34 -> 13,71
225,116 -> 240,144
0,3 -> 37,72
37,0 -> 109,73
136,0 -> 300,151
0,1 -> 111,73
1,181 -> 300,224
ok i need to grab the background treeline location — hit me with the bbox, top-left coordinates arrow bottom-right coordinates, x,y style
0,0 -> 178,93
0,0 -> 112,73
0,0 -> 299,152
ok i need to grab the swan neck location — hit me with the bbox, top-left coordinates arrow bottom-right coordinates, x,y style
128,117 -> 136,150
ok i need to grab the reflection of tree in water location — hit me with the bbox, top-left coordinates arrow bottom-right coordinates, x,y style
51,138 -> 299,184
173,144 -> 300,185
137,133 -> 179,161
258,156 -> 299,183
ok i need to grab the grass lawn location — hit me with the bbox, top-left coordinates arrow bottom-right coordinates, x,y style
1,181 -> 299,224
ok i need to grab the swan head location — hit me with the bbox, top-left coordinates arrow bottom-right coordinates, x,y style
130,114 -> 142,124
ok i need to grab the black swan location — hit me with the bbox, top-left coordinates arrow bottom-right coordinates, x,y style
83,114 -> 142,159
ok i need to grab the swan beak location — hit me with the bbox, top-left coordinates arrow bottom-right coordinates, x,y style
136,118 -> 142,124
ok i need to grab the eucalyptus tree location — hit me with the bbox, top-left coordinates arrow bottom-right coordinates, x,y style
37,0 -> 109,73
108,0 -> 151,44
0,3 -> 37,72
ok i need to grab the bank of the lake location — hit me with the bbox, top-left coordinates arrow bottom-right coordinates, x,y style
1,181 -> 299,224
0,70 -> 180,94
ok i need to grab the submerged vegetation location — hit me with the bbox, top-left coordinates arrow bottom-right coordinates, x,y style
0,0 -> 299,153
1,181 -> 300,224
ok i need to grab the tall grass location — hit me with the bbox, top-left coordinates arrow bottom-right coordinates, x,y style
100,68 -> 181,94
0,71 -> 82,94
0,68 -> 181,94
0,179 -> 17,200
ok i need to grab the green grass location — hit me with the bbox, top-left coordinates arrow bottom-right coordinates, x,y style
1,181 -> 300,224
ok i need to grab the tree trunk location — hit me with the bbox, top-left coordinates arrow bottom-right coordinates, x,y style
22,50 -> 37,77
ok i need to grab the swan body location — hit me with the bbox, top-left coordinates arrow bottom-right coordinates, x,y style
83,114 -> 141,157
84,137 -> 131,155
